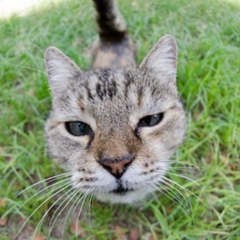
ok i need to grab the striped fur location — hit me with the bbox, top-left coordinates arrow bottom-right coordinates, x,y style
44,1 -> 185,204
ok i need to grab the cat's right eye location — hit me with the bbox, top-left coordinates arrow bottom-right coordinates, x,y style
137,113 -> 164,128
65,121 -> 93,137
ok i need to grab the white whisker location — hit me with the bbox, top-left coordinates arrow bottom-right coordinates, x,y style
17,173 -> 71,197
60,190 -> 84,238
157,179 -> 192,215
162,175 -> 207,207
33,186 -> 75,238
16,178 -> 72,213
13,181 -> 73,240
74,190 -> 91,239
47,188 -> 80,239
87,193 -> 94,226
166,171 -> 201,188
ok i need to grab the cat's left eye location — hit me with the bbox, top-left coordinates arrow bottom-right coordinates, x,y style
137,113 -> 164,128
65,121 -> 93,137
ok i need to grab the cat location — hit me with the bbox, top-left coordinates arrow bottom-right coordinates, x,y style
44,0 -> 186,204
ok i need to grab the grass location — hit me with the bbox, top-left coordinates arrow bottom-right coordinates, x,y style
0,0 -> 239,239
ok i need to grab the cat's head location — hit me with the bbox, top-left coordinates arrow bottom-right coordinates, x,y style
44,35 -> 186,204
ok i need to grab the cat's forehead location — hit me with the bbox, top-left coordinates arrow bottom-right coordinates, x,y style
75,69 -> 141,107
56,69 -> 138,129
54,68 -> 177,126
83,69 -> 140,96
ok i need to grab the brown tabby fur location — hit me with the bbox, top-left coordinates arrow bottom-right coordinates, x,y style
44,0 -> 186,204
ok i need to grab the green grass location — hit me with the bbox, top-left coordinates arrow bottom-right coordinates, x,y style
0,0 -> 239,239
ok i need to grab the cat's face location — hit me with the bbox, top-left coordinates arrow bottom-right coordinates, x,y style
45,35 -> 186,204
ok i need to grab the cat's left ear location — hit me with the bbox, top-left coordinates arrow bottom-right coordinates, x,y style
44,47 -> 81,95
139,34 -> 177,85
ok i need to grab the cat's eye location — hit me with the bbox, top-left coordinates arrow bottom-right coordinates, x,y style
137,113 -> 164,128
65,121 -> 93,137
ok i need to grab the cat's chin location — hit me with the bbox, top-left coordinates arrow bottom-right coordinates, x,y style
94,187 -> 154,204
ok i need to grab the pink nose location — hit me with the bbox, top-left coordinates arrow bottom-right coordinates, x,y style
99,154 -> 134,179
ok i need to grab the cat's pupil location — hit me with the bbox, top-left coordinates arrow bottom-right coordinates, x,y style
138,113 -> 164,128
65,121 -> 93,136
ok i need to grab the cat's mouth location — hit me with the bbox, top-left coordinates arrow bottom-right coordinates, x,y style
110,185 -> 134,195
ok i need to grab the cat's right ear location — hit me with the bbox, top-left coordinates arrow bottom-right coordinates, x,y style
44,47 -> 81,95
139,35 -> 177,89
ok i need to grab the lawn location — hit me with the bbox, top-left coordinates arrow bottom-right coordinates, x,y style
0,0 -> 239,239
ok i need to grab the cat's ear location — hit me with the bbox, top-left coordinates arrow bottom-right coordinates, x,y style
44,47 -> 81,95
139,34 -> 177,85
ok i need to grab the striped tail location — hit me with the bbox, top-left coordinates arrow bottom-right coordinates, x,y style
91,0 -> 136,69
92,0 -> 128,43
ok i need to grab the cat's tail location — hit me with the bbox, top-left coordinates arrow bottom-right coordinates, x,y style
92,0 -> 136,69
92,0 -> 127,42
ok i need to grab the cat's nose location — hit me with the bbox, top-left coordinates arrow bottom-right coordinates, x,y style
99,153 -> 134,179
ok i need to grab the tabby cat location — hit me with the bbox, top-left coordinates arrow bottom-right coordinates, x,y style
44,0 -> 186,204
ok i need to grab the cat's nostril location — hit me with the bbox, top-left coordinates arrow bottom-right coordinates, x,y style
99,153 -> 134,179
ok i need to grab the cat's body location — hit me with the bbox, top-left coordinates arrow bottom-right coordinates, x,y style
91,0 -> 136,69
45,0 -> 186,204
